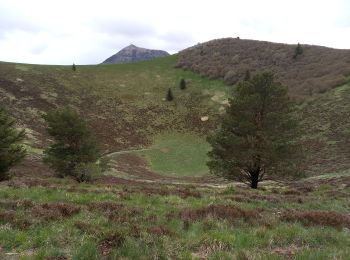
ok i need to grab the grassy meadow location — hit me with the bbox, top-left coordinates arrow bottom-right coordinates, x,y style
139,133 -> 211,177
0,170 -> 349,259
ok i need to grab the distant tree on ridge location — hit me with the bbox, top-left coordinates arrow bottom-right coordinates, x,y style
293,43 -> 304,59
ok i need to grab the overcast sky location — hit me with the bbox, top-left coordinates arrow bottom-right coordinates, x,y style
0,0 -> 349,65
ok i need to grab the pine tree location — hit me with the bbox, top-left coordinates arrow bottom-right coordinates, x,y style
207,72 -> 303,189
180,78 -> 186,90
0,108 -> 26,181
293,43 -> 303,59
72,63 -> 76,71
43,108 -> 100,181
166,88 -> 174,101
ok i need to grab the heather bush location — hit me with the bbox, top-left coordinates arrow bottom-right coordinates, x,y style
176,38 -> 350,97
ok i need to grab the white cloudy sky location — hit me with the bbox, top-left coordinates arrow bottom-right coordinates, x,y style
0,0 -> 349,65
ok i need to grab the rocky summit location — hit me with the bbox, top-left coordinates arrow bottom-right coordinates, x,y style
102,44 -> 169,64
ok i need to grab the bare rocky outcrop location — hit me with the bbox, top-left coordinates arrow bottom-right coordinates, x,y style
102,44 -> 169,64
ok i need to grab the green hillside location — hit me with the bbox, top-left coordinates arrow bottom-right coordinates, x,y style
1,44 -> 350,259
0,55 -> 230,181
0,55 -> 229,150
1,53 -> 350,180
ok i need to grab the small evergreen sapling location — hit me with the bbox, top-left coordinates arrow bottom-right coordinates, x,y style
180,78 -> 186,90
166,88 -> 174,101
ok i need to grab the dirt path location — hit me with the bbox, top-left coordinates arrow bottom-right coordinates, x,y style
104,148 -> 151,157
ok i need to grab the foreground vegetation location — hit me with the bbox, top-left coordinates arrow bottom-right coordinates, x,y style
0,170 -> 349,259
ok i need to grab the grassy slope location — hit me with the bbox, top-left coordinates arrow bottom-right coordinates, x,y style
0,56 -> 227,153
0,56 -> 228,178
0,171 -> 349,259
2,54 -> 350,178
301,83 -> 350,174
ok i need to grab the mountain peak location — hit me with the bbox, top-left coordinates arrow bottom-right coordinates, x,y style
125,44 -> 137,48
102,45 -> 169,64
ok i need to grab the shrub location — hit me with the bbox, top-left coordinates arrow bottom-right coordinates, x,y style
73,162 -> 101,182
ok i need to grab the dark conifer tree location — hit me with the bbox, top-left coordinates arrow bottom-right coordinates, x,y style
43,108 -> 100,181
207,72 -> 303,189
180,78 -> 186,90
0,108 -> 26,181
293,43 -> 304,59
166,88 -> 174,101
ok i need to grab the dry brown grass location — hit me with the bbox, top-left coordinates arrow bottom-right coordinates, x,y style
87,202 -> 124,212
87,201 -> 144,225
32,202 -> 80,221
166,187 -> 202,198
281,210 -> 350,228
146,224 -> 173,236
121,185 -> 202,199
180,204 -> 260,224
176,38 -> 350,98
0,210 -> 32,229
74,221 -> 92,232
0,199 -> 34,210
98,230 -> 126,256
